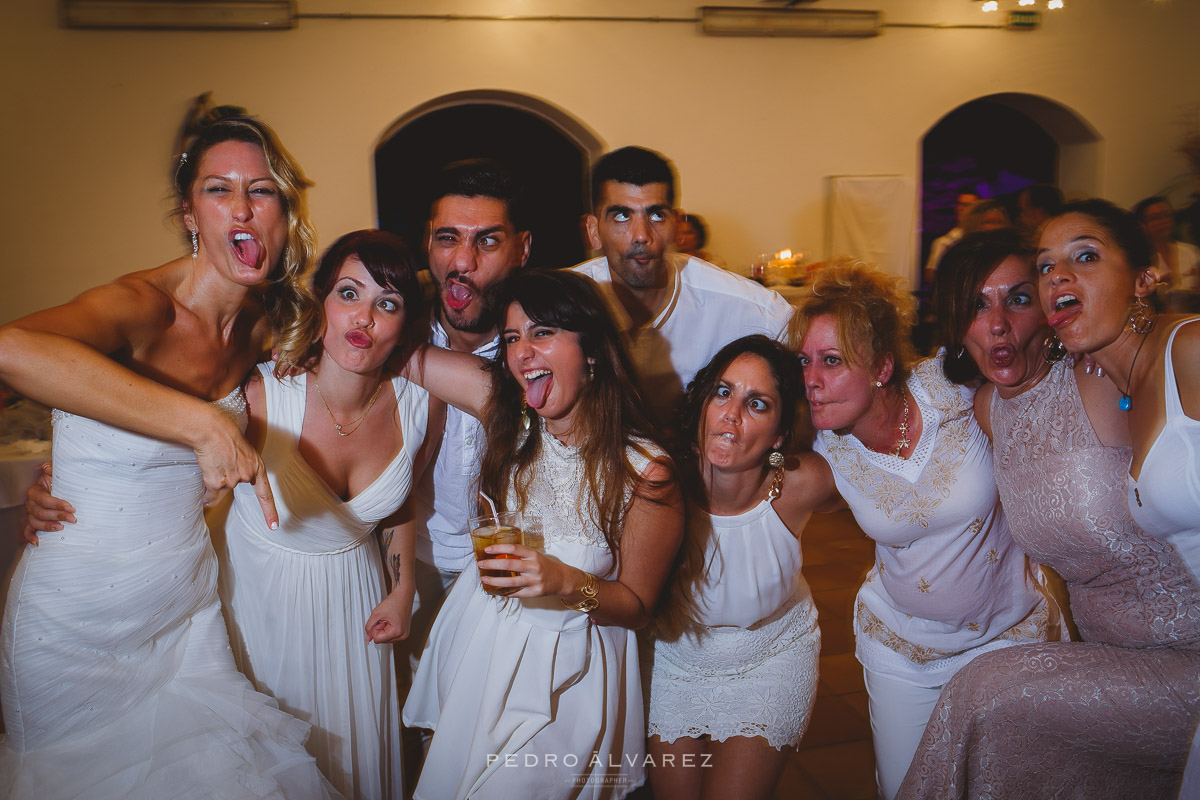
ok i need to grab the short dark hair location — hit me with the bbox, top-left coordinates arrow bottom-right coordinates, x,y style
935,229 -> 1035,385
1051,199 -> 1155,270
591,146 -> 677,210
430,158 -> 528,232
1021,183 -> 1063,215
1132,195 -> 1170,223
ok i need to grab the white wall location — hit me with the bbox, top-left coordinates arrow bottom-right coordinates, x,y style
3,0 -> 1198,323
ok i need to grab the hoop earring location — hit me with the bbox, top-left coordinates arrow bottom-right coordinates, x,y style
1043,333 -> 1067,363
766,450 -> 785,500
1127,296 -> 1156,335
190,229 -> 198,259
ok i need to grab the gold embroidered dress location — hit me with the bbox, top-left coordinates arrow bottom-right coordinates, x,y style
813,355 -> 1054,689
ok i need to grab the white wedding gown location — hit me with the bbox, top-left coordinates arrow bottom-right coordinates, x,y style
219,366 -> 428,800
0,391 -> 340,800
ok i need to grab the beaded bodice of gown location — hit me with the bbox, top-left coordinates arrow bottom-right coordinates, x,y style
991,358 -> 1200,648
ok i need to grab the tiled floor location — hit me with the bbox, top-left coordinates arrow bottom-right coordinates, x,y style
780,509 -> 877,800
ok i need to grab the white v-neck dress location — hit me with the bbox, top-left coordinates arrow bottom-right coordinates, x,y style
220,364 -> 429,800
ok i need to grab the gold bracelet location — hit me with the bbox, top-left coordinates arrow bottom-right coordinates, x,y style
560,571 -> 599,613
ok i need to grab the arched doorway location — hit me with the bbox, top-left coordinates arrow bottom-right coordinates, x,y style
919,93 -> 1100,268
374,91 -> 604,270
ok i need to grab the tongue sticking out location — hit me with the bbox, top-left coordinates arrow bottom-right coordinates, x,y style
446,282 -> 473,312
232,236 -> 262,269
525,374 -> 553,410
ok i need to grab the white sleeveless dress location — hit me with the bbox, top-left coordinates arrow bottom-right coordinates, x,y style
647,499 -> 820,749
403,433 -> 650,800
1128,317 -> 1200,797
219,365 -> 428,800
0,390 -> 339,800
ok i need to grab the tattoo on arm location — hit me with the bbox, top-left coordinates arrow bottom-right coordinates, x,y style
391,553 -> 403,586
380,527 -> 393,558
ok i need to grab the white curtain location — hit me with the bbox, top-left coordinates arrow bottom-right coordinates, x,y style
826,175 -> 918,290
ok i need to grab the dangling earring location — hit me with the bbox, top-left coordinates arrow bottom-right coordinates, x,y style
588,360 -> 595,382
190,228 -> 198,259
1042,333 -> 1067,363
954,345 -> 966,361
1127,296 -> 1155,335
520,396 -> 531,431
766,450 -> 785,500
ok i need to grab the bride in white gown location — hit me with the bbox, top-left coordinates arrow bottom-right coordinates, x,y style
0,117 -> 337,799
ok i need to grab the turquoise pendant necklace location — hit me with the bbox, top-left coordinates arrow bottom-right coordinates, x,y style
1117,333 -> 1149,412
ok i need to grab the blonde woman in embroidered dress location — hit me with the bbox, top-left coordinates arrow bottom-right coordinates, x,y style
789,259 -> 1060,800
896,225 -> 1200,799
0,117 -> 340,798
646,335 -> 837,800
400,269 -> 684,800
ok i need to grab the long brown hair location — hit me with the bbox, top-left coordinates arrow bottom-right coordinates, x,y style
477,270 -> 674,569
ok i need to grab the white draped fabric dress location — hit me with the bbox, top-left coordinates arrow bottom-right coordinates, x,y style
220,365 -> 428,800
403,433 -> 650,800
0,390 -> 339,800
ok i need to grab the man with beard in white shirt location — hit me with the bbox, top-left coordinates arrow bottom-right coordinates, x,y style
398,159 -> 531,684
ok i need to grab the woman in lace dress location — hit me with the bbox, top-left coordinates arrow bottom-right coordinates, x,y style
790,260 -> 1059,800
1042,201 -> 1200,792
401,269 -> 684,799
897,227 -> 1200,799
645,335 -> 836,800
0,117 -> 338,798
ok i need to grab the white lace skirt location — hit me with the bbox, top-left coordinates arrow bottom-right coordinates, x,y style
646,589 -> 820,750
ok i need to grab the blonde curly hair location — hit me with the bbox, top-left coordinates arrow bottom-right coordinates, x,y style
787,257 -> 917,387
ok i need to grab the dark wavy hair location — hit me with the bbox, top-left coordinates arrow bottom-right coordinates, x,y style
655,335 -> 803,640
935,228 -> 1037,385
477,269 -> 673,568
1048,199 -> 1155,270
277,230 -> 425,376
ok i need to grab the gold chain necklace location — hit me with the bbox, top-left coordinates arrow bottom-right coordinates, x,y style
313,374 -> 384,437
892,391 -> 911,457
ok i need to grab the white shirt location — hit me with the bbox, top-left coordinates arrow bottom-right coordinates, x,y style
412,320 -> 497,572
1158,241 -> 1200,291
572,253 -> 793,422
925,227 -> 963,276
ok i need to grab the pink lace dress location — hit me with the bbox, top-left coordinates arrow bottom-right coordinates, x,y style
898,359 -> 1200,799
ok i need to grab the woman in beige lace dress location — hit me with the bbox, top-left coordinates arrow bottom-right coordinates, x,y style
897,227 -> 1200,799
